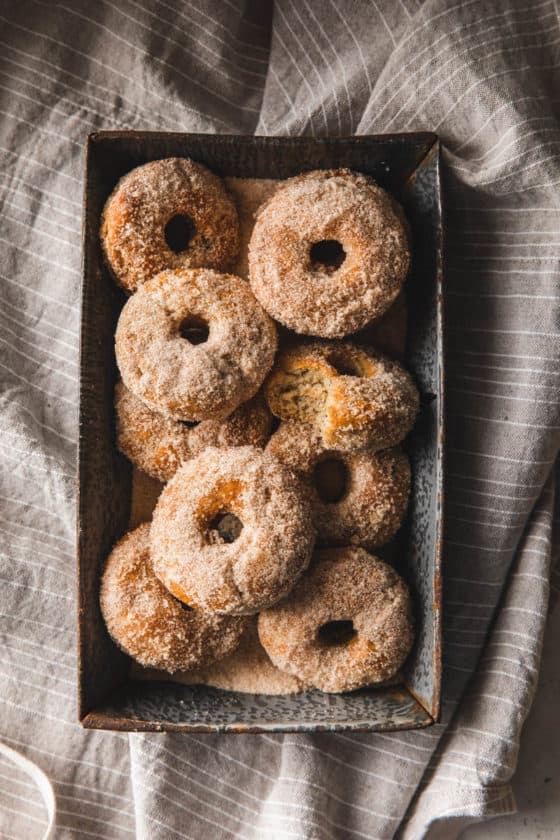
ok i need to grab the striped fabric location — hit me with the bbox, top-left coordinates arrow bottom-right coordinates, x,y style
0,1 -> 559,837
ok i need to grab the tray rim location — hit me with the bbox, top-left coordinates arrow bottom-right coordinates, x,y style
80,712 -> 435,734
77,129 -> 444,732
86,129 -> 438,144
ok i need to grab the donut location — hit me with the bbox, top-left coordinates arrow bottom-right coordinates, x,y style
99,524 -> 248,672
115,381 -> 272,482
248,169 -> 410,338
115,268 -> 277,421
258,547 -> 414,693
264,341 -> 419,452
150,446 -> 315,615
267,421 -> 410,548
100,157 -> 240,293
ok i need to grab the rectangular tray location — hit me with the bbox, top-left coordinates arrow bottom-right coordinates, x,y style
78,132 -> 444,733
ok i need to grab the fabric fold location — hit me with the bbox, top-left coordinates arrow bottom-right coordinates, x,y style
0,1 -> 559,837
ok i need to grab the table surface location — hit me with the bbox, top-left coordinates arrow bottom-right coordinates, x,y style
462,603 -> 560,839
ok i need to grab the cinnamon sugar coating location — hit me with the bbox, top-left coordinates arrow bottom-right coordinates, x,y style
99,524 -> 248,672
265,340 -> 419,452
150,446 -> 316,615
115,381 -> 272,482
100,157 -> 240,293
248,169 -> 410,338
115,268 -> 277,421
258,547 -> 414,693
267,422 -> 410,549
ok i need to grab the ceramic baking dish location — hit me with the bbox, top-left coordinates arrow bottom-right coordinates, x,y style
78,132 -> 444,733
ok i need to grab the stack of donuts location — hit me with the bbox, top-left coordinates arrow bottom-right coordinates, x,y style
99,158 -> 419,694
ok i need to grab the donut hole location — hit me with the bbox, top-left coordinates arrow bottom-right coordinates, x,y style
179,315 -> 210,345
318,620 -> 356,647
171,594 -> 193,612
326,352 -> 360,378
330,358 -> 361,377
310,240 -> 346,273
207,511 -> 244,544
269,415 -> 282,434
164,214 -> 196,253
313,458 -> 349,503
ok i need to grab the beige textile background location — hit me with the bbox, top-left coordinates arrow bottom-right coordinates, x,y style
0,1 -> 559,838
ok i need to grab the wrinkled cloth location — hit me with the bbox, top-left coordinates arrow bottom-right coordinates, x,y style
1,1 -> 559,838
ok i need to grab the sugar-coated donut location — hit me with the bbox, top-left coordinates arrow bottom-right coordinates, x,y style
115,268 -> 277,421
99,524 -> 248,672
100,157 -> 240,293
258,547 -> 414,693
150,446 -> 315,615
267,421 -> 410,549
248,169 -> 410,338
115,381 -> 272,482
265,340 -> 419,452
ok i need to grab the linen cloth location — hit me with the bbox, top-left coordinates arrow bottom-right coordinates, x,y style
1,0 -> 559,837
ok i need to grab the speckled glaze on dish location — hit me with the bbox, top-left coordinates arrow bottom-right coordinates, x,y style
78,132 -> 443,733
82,683 -> 433,733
